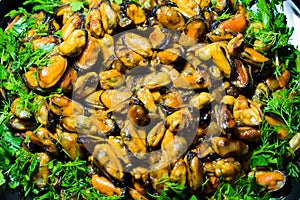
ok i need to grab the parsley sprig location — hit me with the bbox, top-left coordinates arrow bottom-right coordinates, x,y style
245,0 -> 293,52
149,175 -> 199,200
0,124 -> 22,186
250,78 -> 300,177
5,148 -> 39,196
250,121 -> 290,170
213,175 -> 271,200
263,81 -> 300,134
23,0 -> 62,14
36,158 -> 115,200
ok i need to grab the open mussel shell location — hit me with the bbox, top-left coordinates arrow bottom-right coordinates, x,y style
183,15 -> 207,42
230,59 -> 254,92
249,170 -> 287,192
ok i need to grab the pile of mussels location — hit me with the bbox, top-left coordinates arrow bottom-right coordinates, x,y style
2,0 -> 299,199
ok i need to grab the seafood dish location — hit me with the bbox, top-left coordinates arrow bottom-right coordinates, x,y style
0,0 -> 299,199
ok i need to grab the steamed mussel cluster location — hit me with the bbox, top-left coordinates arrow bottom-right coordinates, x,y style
3,0 -> 297,199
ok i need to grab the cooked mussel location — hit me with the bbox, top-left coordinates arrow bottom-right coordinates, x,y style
121,32 -> 153,57
128,98 -> 151,127
184,16 -> 207,42
99,1 -> 118,34
76,34 -> 102,70
58,29 -> 87,57
194,42 -> 231,78
115,43 -> 147,68
92,143 -> 124,180
92,174 -> 122,196
214,157 -> 244,182
32,153 -> 51,189
120,120 -> 147,159
230,59 -> 253,89
218,14 -> 247,34
85,8 -> 104,38
240,47 -> 270,66
61,13 -> 83,40
38,55 -> 68,89
73,72 -> 99,100
184,151 -> 204,190
172,0 -> 200,18
154,5 -> 185,31
248,170 -> 286,191
206,27 -> 234,42
125,2 -> 147,25
210,137 -> 249,157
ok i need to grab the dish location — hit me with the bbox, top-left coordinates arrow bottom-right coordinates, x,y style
0,0 -> 299,199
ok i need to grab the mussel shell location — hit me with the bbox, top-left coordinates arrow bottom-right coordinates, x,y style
128,97 -> 151,127
121,32 -> 153,57
125,2 -> 147,25
184,16 -> 207,42
9,117 -> 36,131
22,68 -> 39,91
38,55 -> 68,89
149,28 -> 173,50
213,0 -> 231,15
73,72 -> 99,100
230,59 -> 253,90
154,5 -> 185,32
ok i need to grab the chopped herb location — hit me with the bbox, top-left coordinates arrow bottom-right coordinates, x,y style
216,9 -> 232,23
245,0 -> 293,53
0,124 -> 22,180
5,148 -> 39,196
70,0 -> 88,12
213,175 -> 271,200
112,0 -> 150,7
5,7 -> 31,19
150,175 -> 205,200
23,0 -> 62,14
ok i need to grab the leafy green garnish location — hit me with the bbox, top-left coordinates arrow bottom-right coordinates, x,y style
112,0 -> 150,8
70,0 -> 87,12
213,176 -> 271,200
263,81 -> 300,134
37,158 -> 102,200
250,121 -> 288,169
216,9 -> 232,23
5,7 -> 31,19
23,0 -> 62,14
150,175 -> 202,200
5,148 -> 39,196
155,176 -> 187,199
250,75 -> 300,180
287,162 -> 300,179
240,0 -> 254,6
245,0 -> 293,52
0,124 -> 22,181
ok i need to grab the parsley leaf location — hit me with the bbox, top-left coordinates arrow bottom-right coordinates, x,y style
5,7 -> 31,19
213,175 -> 271,200
149,175 -> 201,200
216,9 -> 232,23
240,0 -> 254,6
245,0 -> 293,52
0,124 -> 22,179
5,148 -> 39,196
70,0 -> 87,12
23,0 -> 62,14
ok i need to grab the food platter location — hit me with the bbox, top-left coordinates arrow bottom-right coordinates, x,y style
0,0 -> 300,199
